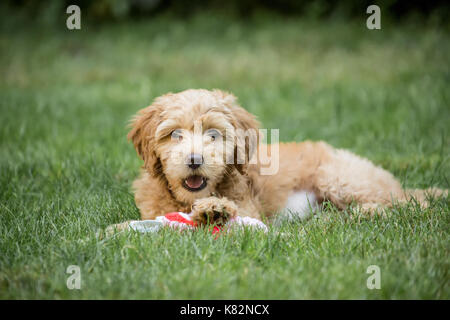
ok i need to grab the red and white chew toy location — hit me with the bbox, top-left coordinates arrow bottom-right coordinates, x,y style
129,212 -> 268,235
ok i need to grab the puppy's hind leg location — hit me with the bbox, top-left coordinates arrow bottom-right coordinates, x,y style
400,187 -> 448,208
315,148 -> 405,214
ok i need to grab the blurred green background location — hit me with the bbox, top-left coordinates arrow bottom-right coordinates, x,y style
3,0 -> 449,22
0,1 -> 449,299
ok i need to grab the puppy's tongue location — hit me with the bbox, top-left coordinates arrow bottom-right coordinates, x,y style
185,175 -> 204,189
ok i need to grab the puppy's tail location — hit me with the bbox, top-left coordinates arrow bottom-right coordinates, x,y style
401,187 -> 448,208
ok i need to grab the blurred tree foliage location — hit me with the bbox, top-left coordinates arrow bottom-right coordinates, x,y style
2,0 -> 449,23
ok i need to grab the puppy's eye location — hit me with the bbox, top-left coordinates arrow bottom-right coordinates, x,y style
205,129 -> 222,142
170,129 -> 183,142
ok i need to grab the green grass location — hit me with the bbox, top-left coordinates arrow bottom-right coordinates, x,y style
0,12 -> 449,299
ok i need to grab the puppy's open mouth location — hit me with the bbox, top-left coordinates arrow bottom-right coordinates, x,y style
182,175 -> 207,192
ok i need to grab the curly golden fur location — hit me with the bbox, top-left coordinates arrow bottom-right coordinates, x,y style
109,88 -> 447,231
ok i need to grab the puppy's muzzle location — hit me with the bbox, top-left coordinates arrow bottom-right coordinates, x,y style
186,153 -> 204,170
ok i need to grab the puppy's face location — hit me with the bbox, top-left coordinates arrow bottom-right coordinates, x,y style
128,89 -> 259,204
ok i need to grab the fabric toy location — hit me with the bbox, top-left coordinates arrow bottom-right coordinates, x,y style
128,212 -> 268,235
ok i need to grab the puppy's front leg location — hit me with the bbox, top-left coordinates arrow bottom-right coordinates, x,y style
191,196 -> 238,225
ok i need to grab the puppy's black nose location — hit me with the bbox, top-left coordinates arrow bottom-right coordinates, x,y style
187,153 -> 203,169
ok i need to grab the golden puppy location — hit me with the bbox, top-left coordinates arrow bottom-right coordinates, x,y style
109,89 -> 446,232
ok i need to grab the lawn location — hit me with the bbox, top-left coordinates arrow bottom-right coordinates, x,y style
0,12 -> 449,299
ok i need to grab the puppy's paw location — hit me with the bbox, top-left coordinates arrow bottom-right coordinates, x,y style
101,221 -> 131,238
191,197 -> 238,226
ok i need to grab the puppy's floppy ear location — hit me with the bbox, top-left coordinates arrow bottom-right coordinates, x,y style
214,90 -> 260,175
127,104 -> 163,177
